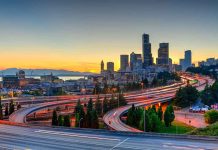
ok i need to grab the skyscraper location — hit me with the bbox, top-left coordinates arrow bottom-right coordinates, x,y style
179,59 -> 184,66
120,55 -> 129,71
107,62 -> 114,73
142,33 -> 153,68
184,50 -> 192,70
130,52 -> 142,71
156,43 -> 169,66
101,60 -> 104,72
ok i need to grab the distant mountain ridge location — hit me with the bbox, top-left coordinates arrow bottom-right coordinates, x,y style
0,68 -> 96,76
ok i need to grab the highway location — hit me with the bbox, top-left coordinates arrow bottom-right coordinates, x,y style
0,124 -> 217,150
103,75 -> 215,132
9,80 -> 186,123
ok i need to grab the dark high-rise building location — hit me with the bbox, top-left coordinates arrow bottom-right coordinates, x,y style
142,33 -> 153,68
184,50 -> 192,70
101,60 -> 104,72
180,50 -> 192,71
120,55 -> 129,71
156,43 -> 169,66
130,52 -> 142,71
107,62 -> 114,73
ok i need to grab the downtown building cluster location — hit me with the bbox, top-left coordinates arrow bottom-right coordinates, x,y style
100,33 -> 190,84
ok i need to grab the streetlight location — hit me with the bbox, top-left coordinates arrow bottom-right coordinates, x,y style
117,93 -> 119,108
141,82 -> 144,92
79,118 -> 83,128
144,107 -> 146,132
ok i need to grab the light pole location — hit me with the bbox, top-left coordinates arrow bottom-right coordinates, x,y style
144,108 -> 146,132
117,93 -> 119,108
102,97 -> 104,115
79,118 -> 83,128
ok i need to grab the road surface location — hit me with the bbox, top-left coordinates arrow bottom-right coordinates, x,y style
0,124 -> 217,150
175,107 -> 207,128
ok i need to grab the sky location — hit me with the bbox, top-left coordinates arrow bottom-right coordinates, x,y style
0,0 -> 217,73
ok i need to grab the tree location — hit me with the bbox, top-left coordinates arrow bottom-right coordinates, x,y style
168,105 -> 175,126
126,104 -> 135,126
109,94 -> 116,110
204,110 -> 218,124
164,105 -> 175,127
150,112 -> 161,132
87,98 -> 93,112
164,107 -> 170,127
64,115 -> 71,127
52,110 -> 58,126
157,106 -> 163,121
142,78 -> 149,88
85,109 -> 92,128
75,99 -> 82,113
102,96 -> 109,114
58,115 -> 64,126
139,110 -> 151,132
95,96 -> 102,116
75,113 -> 80,127
5,104 -> 9,116
151,105 -> 157,114
151,77 -> 158,87
201,81 -> 218,105
118,93 -> 127,106
91,110 -> 99,129
75,105 -> 85,127
174,85 -> 199,108
17,104 -> 21,110
9,99 -> 15,115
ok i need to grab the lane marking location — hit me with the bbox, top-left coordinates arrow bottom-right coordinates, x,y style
163,144 -> 206,150
34,130 -> 120,141
110,138 -> 129,150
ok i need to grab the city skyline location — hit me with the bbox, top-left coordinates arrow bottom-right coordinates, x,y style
0,0 -> 218,72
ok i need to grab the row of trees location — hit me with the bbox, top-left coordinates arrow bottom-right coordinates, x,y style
0,98 -> 19,120
174,85 -> 199,108
51,93 -> 127,129
174,81 -> 218,108
94,93 -> 127,116
74,98 -> 99,129
126,104 -> 175,132
52,110 -> 71,127
200,81 -> 218,106
187,65 -> 218,80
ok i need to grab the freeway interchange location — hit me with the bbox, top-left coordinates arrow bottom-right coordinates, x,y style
0,74 -> 217,149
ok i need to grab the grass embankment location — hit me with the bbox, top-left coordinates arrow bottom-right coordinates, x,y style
189,122 -> 218,136
158,120 -> 195,134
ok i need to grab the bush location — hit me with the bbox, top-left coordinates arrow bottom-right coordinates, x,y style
204,110 -> 218,124
190,122 -> 218,136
